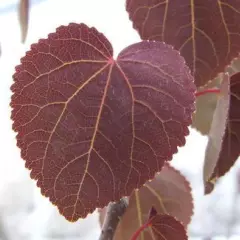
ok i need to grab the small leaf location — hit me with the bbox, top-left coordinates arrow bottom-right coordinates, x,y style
150,214 -> 188,240
10,23 -> 195,221
130,209 -> 188,240
203,73 -> 234,193
192,76 -> 222,135
18,0 -> 29,43
100,163 -> 193,239
126,0 -> 240,87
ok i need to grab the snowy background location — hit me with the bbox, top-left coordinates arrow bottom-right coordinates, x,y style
0,0 -> 240,239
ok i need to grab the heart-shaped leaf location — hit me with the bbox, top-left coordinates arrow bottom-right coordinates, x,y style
18,0 -> 29,43
203,73 -> 240,193
126,0 -> 240,87
99,163 -> 193,239
10,23 -> 195,221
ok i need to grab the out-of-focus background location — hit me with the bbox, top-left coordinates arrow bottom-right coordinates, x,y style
0,0 -> 240,239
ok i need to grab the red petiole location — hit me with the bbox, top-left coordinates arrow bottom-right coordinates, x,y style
130,218 -> 152,240
195,88 -> 220,97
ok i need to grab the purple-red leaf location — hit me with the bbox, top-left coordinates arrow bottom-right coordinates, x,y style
203,72 -> 240,193
18,0 -> 29,43
126,0 -> 240,87
150,214 -> 188,240
10,23 -> 195,221
99,163 -> 193,239
131,209 -> 188,240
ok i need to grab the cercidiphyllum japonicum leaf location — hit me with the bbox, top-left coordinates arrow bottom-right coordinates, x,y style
203,73 -> 232,194
99,163 -> 193,239
149,214 -> 188,240
126,0 -> 240,88
10,23 -> 195,221
130,207 -> 188,240
192,76 -> 222,135
18,0 -> 29,43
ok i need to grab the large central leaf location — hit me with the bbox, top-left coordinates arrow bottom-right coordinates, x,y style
10,23 -> 195,221
126,0 -> 240,87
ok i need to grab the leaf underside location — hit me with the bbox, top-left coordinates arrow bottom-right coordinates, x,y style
10,23 -> 195,221
126,0 -> 240,87
192,54 -> 240,136
192,76 -> 222,135
203,73 -> 240,193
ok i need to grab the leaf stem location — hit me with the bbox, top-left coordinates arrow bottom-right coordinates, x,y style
130,219 -> 152,240
195,88 -> 220,97
99,198 -> 128,240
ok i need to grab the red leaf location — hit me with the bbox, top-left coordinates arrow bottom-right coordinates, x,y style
131,210 -> 188,240
150,214 -> 188,240
126,0 -> 240,87
18,0 -> 29,43
203,72 -> 240,193
10,23 -> 195,221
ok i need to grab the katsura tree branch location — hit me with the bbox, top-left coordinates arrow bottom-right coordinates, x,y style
99,198 -> 128,240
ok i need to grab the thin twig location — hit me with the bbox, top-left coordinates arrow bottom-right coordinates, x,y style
99,198 -> 128,240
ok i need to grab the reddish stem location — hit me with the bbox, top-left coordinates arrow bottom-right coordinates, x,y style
130,219 -> 152,240
195,88 -> 220,97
